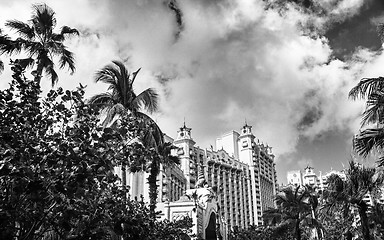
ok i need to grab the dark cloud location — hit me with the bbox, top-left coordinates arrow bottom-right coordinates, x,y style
276,128 -> 353,183
1,0 -> 383,184
166,0 -> 184,40
325,0 -> 384,59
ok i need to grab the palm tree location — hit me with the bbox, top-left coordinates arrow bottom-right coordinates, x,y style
349,77 -> 384,165
89,61 -> 158,121
263,186 -> 314,240
0,3 -> 79,86
89,61 -> 165,208
324,162 -> 383,240
322,173 -> 354,240
147,142 -> 179,217
88,61 -> 164,149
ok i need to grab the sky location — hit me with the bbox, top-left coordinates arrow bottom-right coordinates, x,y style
1,0 -> 384,184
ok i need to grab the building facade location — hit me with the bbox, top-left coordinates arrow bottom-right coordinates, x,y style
123,123 -> 278,232
286,166 -> 347,191
171,123 -> 278,229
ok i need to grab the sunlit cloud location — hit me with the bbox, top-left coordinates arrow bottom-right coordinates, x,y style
0,0 -> 383,182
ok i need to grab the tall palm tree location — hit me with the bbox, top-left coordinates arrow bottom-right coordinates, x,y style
322,173 -> 354,240
325,162 -> 383,240
263,186 -> 314,240
147,142 -> 179,217
89,61 -> 165,202
349,77 -> 384,165
0,3 -> 79,86
88,61 -> 164,148
89,61 -> 157,121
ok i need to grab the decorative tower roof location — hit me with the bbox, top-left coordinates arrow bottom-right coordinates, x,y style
240,122 -> 253,136
176,121 -> 192,140
173,121 -> 196,146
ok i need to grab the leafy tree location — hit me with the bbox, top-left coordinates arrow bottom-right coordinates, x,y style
321,176 -> 356,240
368,203 -> 384,239
228,225 -> 294,240
323,162 -> 384,240
152,217 -> 193,240
0,62 -> 190,239
0,3 -> 79,86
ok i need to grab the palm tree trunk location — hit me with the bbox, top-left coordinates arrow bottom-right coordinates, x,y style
310,205 -> 322,240
148,160 -> 159,218
358,203 -> 371,240
295,219 -> 301,240
33,62 -> 44,86
121,164 -> 127,200
342,203 -> 353,240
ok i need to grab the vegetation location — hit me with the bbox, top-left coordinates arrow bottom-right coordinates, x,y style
88,60 -> 172,216
0,3 -> 79,86
230,161 -> 384,240
0,60 -> 192,239
0,4 -> 190,239
3,3 -> 384,240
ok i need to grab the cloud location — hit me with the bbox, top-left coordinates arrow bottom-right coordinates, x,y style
0,0 -> 383,168
297,157 -> 314,170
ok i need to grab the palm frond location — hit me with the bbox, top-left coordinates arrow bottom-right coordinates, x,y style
159,142 -> 179,165
0,59 -> 3,73
130,68 -> 141,85
94,65 -> 120,86
361,92 -> 384,126
378,23 -> 384,43
111,61 -> 132,108
44,64 -> 58,86
353,128 -> 384,158
135,112 -> 164,149
133,88 -> 159,113
378,156 -> 384,167
31,3 -> 56,35
60,25 -> 79,38
51,26 -> 79,42
349,77 -> 384,100
59,47 -> 75,74
24,41 -> 42,57
5,20 -> 35,39
0,37 -> 23,55
263,208 -> 283,225
112,60 -> 129,85
102,103 -> 126,127
13,58 -> 35,70
88,92 -> 114,106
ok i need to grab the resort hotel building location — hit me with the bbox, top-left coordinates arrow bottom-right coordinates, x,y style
118,122 -> 278,233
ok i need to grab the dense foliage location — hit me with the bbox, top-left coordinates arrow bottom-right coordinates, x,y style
89,61 -> 172,216
230,162 -> 384,240
3,3 -> 384,240
0,62 -> 192,239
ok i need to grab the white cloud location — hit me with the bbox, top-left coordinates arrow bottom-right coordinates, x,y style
0,0 -> 382,162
